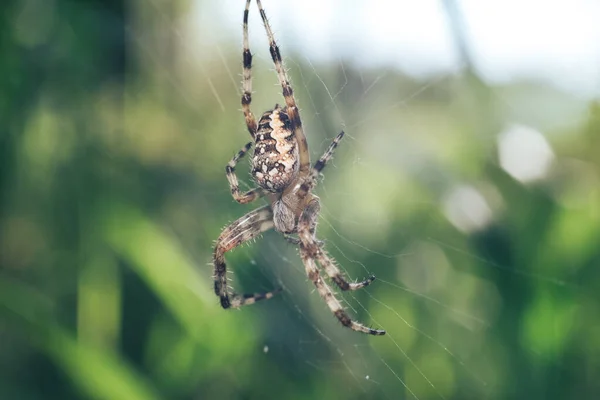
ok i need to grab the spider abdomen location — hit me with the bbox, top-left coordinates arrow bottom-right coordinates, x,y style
251,106 -> 299,192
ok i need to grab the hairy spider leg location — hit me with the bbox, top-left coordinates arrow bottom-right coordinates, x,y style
214,205 -> 282,309
226,141 -> 267,204
298,131 -> 346,199
316,249 -> 376,291
313,131 -> 345,175
283,234 -> 323,247
242,0 -> 257,137
256,0 -> 310,175
298,199 -> 385,336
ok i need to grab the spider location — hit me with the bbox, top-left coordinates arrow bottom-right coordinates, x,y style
212,0 -> 385,336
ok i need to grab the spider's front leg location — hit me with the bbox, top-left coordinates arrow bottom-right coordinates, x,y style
297,197 -> 376,291
213,205 -> 282,309
297,131 -> 374,291
226,141 -> 266,204
298,198 -> 385,335
283,234 -> 324,248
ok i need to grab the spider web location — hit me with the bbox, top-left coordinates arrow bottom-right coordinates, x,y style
128,0 -> 595,399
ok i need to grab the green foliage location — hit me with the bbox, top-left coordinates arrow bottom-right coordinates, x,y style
1,1 -> 599,399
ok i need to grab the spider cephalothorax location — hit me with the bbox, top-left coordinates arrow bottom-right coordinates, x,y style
212,0 -> 385,335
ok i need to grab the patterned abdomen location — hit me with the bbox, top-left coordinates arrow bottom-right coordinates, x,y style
252,105 -> 299,192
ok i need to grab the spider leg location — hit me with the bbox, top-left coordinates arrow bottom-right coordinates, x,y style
295,192 -> 375,290
298,198 -> 385,335
213,205 -> 281,309
298,131 -> 345,198
256,0 -> 310,175
313,131 -> 345,176
226,141 -> 266,204
316,249 -> 376,291
242,0 -> 257,137
283,234 -> 323,247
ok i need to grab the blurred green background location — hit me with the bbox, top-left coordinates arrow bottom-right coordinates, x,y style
1,0 -> 599,399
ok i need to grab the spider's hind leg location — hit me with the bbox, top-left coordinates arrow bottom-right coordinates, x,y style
213,205 -> 281,309
256,0 -> 310,173
242,0 -> 257,137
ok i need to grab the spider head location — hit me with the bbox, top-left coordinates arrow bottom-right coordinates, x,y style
272,198 -> 296,233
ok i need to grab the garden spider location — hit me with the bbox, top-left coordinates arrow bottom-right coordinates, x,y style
212,0 -> 385,336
